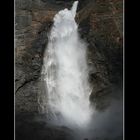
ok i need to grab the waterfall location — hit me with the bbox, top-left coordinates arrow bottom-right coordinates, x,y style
41,1 -> 92,128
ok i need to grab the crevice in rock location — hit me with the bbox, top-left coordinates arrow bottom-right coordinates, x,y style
16,78 -> 38,93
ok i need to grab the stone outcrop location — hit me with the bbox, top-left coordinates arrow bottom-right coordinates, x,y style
77,0 -> 123,110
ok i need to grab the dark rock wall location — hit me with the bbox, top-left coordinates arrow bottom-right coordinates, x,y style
15,0 -> 55,113
15,0 -> 123,113
77,0 -> 123,110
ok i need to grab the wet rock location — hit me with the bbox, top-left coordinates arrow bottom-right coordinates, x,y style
32,10 -> 56,23
16,13 -> 32,29
16,0 -> 32,10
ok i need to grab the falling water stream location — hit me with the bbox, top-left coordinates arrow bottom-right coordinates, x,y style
41,1 -> 93,137
37,1 -> 123,140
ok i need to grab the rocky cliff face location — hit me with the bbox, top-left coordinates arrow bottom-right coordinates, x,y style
78,0 -> 123,110
15,0 -> 123,113
15,0 -> 123,127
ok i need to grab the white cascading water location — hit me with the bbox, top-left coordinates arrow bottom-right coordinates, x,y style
41,1 -> 92,129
